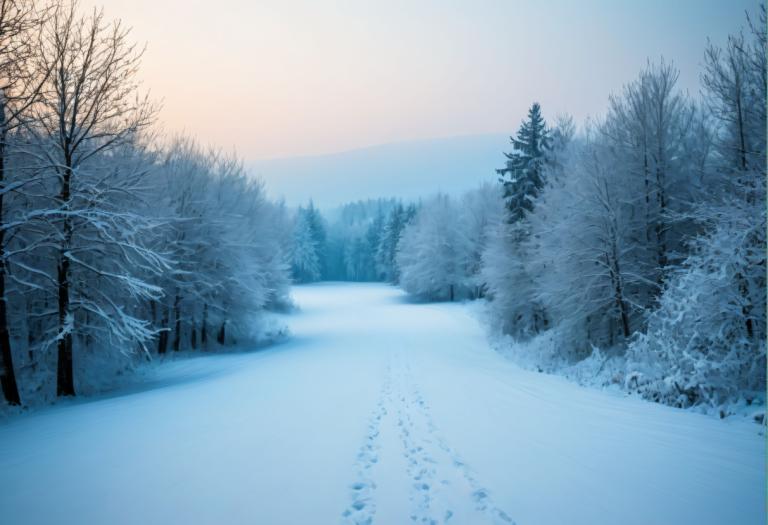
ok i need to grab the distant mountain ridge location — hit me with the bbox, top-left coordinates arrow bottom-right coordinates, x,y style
249,133 -> 510,209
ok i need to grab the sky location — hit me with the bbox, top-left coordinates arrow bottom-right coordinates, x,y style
89,0 -> 754,160
87,0 -> 757,206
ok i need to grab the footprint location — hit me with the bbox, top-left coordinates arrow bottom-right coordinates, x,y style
472,489 -> 487,502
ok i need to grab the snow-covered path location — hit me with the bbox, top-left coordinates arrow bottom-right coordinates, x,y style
0,283 -> 764,525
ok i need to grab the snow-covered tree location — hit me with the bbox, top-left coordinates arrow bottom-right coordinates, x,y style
375,204 -> 405,283
458,184 -> 503,299
482,209 -> 547,337
625,6 -> 767,409
602,60 -> 701,289
0,1 -> 293,407
27,3 -> 161,396
397,195 -> 471,301
292,207 -> 321,283
497,102 -> 551,222
0,0 -> 48,405
529,132 -> 649,352
482,109 -> 566,338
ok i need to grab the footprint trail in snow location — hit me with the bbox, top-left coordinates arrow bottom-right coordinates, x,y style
342,355 -> 516,525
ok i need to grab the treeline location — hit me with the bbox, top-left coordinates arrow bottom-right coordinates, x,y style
486,6 -> 766,410
291,199 -> 417,283
0,2 -> 292,407
297,7 -> 766,411
428,8 -> 765,409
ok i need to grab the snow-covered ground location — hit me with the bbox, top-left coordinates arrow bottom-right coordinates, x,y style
0,283 -> 764,525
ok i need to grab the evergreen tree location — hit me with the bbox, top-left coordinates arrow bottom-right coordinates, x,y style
497,102 -> 551,222
291,207 -> 321,283
376,204 -> 405,282
363,211 -> 384,281
303,201 -> 327,277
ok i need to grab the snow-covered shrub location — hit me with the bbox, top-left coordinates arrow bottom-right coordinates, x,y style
396,189 -> 500,301
626,210 -> 766,408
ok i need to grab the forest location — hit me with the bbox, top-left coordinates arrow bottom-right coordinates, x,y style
0,1 -> 764,419
0,1 -> 293,406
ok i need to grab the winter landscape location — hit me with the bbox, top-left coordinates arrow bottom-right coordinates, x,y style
0,1 -> 765,524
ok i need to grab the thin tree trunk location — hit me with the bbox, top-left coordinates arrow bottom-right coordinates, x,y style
157,305 -> 169,354
734,86 -> 754,337
655,162 -> 668,285
201,304 -> 208,348
0,263 -> 19,405
56,254 -> 74,396
150,300 -> 156,327
643,142 -> 652,244
190,319 -> 197,350
26,298 -> 34,348
607,249 -> 631,339
736,272 -> 755,339
217,321 -> 226,345
173,294 -> 181,352
736,87 -> 748,171
56,164 -> 75,397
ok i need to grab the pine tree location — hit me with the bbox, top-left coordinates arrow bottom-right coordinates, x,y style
376,204 -> 405,282
303,201 -> 327,277
291,207 -> 321,283
497,102 -> 551,222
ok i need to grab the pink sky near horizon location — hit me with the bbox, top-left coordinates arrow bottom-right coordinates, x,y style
91,0 -> 755,160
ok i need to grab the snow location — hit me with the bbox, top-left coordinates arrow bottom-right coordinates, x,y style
0,283 -> 764,525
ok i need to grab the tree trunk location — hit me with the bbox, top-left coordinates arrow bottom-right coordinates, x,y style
736,272 -> 755,339
173,294 -> 181,352
607,250 -> 631,339
217,321 -> 226,345
150,300 -> 157,327
157,305 -> 168,354
84,310 -> 92,350
0,265 -> 19,405
736,86 -> 748,171
56,164 -> 75,397
190,320 -> 197,350
56,254 -> 74,397
201,304 -> 208,348
643,141 -> 652,244
654,162 -> 668,285
0,135 -> 20,405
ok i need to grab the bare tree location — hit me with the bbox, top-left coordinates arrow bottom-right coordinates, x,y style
0,0 -> 48,405
29,1 -> 159,396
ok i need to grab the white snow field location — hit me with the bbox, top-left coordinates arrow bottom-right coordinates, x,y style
0,283 -> 764,525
